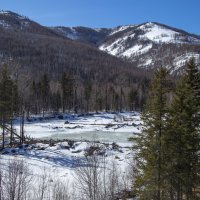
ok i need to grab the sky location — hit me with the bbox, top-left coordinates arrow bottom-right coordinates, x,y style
0,0 -> 200,35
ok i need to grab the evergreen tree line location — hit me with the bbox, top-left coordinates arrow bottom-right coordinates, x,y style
26,72 -> 148,116
130,58 -> 200,200
0,67 -> 26,149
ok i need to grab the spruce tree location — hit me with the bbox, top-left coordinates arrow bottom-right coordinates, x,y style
84,81 -> 92,113
130,67 -> 171,200
40,74 -> 50,117
0,67 -> 18,148
128,88 -> 136,111
165,58 -> 200,199
61,73 -> 73,113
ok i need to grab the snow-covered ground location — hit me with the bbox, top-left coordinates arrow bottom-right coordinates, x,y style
0,112 -> 141,199
15,112 -> 142,143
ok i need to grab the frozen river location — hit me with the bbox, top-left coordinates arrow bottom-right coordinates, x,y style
15,112 -> 142,143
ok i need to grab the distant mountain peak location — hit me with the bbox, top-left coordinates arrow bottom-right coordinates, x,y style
0,10 -> 28,20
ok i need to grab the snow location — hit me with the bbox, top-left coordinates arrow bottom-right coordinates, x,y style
139,23 -> 178,43
138,43 -> 152,54
0,10 -> 11,14
140,58 -> 153,67
171,52 -> 200,74
0,20 -> 9,28
56,27 -> 79,40
0,140 -> 133,198
14,112 -> 141,143
93,28 -> 104,32
99,38 -> 123,56
99,22 -> 200,66
122,44 -> 142,57
0,110 -> 141,199
0,112 -> 141,198
122,43 -> 152,57
138,23 -> 200,44
109,25 -> 135,36
0,10 -> 27,20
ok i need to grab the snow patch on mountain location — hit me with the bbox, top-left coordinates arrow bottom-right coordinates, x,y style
109,25 -> 135,36
0,19 -> 10,28
171,52 -> 200,73
122,44 -> 142,57
99,38 -> 124,56
57,27 -> 79,40
0,10 -> 27,20
122,43 -> 153,57
0,10 -> 10,14
138,23 -> 200,44
139,23 -> 178,43
144,58 -> 153,66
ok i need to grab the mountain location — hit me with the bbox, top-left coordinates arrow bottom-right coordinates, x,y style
99,22 -> 200,74
0,11 -> 147,89
51,26 -> 111,46
1,10 -> 200,80
0,10 -> 61,37
53,22 -> 200,74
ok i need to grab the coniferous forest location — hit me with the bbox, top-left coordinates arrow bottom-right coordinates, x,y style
130,58 -> 200,199
0,57 -> 199,199
0,5 -> 200,200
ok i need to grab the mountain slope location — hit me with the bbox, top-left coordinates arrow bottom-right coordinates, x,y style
0,11 -> 146,88
1,11 -> 200,77
0,11 -> 62,37
51,26 -> 111,46
53,22 -> 200,74
100,22 -> 200,73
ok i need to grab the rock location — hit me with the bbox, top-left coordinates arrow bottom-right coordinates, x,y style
57,115 -> 64,119
72,150 -> 82,153
132,122 -> 138,127
105,123 -> 115,128
11,149 -> 16,153
112,142 -> 120,150
68,140 -> 75,148
37,147 -> 46,150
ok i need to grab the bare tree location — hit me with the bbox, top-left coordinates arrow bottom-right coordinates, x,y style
3,159 -> 32,200
52,179 -> 71,200
31,167 -> 51,200
74,143 -> 132,200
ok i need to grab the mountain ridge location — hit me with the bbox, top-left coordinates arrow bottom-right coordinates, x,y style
51,22 -> 200,74
0,10 -> 200,75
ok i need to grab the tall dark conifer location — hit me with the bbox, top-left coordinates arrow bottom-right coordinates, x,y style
61,73 -> 73,113
130,67 -> 170,200
165,58 -> 200,199
41,74 -> 50,117
0,67 -> 18,148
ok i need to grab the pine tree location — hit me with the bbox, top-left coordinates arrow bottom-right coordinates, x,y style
165,58 -> 200,199
0,67 -> 18,148
30,80 -> 38,114
61,73 -> 73,113
130,67 -> 171,200
40,74 -> 50,117
84,81 -> 92,113
128,88 -> 136,111
10,81 -> 19,146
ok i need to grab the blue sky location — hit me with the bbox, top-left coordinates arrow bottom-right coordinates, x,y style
1,0 -> 200,34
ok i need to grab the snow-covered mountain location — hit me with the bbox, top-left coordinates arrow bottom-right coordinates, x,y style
100,22 -> 200,55
52,22 -> 200,74
0,10 -> 200,74
99,22 -> 200,74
